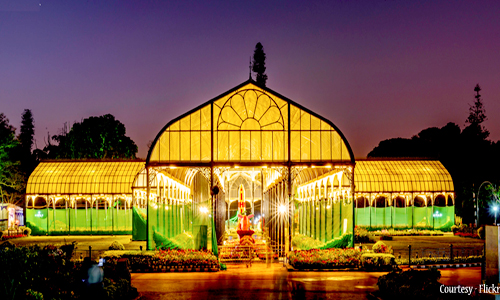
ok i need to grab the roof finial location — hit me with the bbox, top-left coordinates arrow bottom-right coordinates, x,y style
249,56 -> 252,80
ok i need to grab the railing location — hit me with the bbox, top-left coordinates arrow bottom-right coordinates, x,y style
73,246 -> 106,261
393,244 -> 484,266
219,245 -> 255,267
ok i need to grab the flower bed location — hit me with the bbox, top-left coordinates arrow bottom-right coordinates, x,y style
361,253 -> 395,271
454,232 -> 479,239
451,224 -> 482,239
102,249 -> 219,272
1,233 -> 27,240
289,240 -> 397,270
288,248 -> 363,269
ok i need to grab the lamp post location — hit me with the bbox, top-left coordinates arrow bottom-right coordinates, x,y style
278,203 -> 287,266
493,206 -> 498,225
478,181 -> 500,227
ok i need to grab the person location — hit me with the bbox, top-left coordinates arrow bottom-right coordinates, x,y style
87,261 -> 104,296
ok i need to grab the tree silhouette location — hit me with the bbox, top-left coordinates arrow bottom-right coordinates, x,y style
367,85 -> 499,224
0,113 -> 24,205
46,114 -> 138,159
252,42 -> 268,87
18,109 -> 36,175
464,84 -> 489,140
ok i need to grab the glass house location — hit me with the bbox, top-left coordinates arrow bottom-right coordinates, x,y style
25,79 -> 454,253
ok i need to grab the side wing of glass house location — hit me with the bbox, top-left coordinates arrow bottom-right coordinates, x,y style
25,160 -> 144,235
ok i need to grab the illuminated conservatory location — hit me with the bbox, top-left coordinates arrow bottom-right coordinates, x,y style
25,79 -> 454,253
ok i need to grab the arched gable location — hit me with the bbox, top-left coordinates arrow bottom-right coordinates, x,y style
147,80 -> 354,165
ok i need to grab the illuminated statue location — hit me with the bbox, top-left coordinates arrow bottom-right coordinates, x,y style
236,184 -> 254,238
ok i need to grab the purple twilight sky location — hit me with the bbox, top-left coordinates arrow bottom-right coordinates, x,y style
1,0 -> 499,159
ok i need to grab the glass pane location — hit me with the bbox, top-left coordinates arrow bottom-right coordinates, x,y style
301,131 -> 310,161
201,131 -> 210,161
201,105 -> 211,130
311,115 -> 321,130
321,131 -> 331,160
300,110 -> 310,130
262,131 -> 272,160
169,131 -> 180,161
291,131 -> 300,161
217,131 -> 228,161
180,132 -> 190,160
241,131 -> 250,160
311,131 -> 320,160
191,132 -> 201,161
251,131 -> 261,160
290,105 -> 300,130
229,131 -> 240,161
191,110 -> 201,130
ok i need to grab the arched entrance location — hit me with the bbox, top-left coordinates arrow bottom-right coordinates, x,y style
145,79 -> 355,256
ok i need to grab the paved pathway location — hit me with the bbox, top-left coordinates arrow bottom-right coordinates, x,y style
132,264 -> 483,300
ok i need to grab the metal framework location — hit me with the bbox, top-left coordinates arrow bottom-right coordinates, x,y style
145,79 -> 355,251
23,79 -> 457,250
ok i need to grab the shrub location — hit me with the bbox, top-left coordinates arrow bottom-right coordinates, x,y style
354,226 -> 372,243
60,241 -> 77,259
20,226 -> 32,236
289,248 -> 364,269
0,240 -> 15,248
0,244 -> 137,300
103,278 -> 137,300
372,241 -> 392,254
451,225 -> 458,234
377,268 -> 443,299
26,221 -> 46,236
361,253 -> 395,270
109,241 -> 125,250
26,289 -> 44,300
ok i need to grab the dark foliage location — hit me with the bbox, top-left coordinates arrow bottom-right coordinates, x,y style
0,244 -> 137,300
377,269 -> 443,299
43,114 -> 138,159
252,42 -> 268,87
0,113 -> 24,205
368,84 -> 500,225
18,109 -> 36,176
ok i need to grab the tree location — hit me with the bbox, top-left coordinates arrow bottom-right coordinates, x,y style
464,84 -> 489,140
47,114 -> 138,159
252,42 -> 268,87
0,113 -> 25,205
18,109 -> 36,175
367,84 -> 500,224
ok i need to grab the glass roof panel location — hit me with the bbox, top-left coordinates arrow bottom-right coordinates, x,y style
355,160 -> 454,193
26,161 -> 144,195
